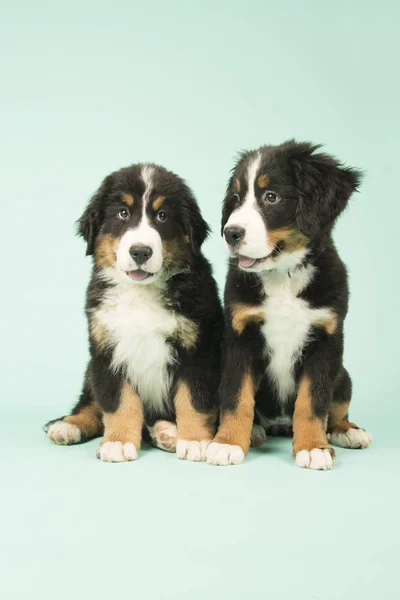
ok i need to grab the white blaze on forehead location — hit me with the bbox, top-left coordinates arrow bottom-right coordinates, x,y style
141,164 -> 155,204
224,153 -> 273,259
246,153 -> 262,205
116,165 -> 163,275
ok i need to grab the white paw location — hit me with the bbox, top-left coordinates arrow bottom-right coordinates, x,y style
251,424 -> 267,447
295,448 -> 334,471
148,420 -> 177,452
47,421 -> 81,445
329,428 -> 371,449
96,441 -> 138,462
206,442 -> 245,466
176,439 -> 209,462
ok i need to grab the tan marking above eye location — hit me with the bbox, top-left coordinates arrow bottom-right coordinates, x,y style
152,196 -> 165,211
121,193 -> 134,207
234,178 -> 241,193
257,174 -> 270,189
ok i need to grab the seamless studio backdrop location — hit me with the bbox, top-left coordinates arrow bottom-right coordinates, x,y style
1,2 -> 399,600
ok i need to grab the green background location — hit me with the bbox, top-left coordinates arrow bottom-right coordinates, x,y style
1,1 -> 398,599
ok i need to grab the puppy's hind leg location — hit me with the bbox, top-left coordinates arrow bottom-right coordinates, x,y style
44,365 -> 103,445
328,369 -> 371,450
250,423 -> 267,447
147,420 -> 177,452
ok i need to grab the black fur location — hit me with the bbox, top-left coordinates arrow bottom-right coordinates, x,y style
45,164 -> 223,455
215,140 -> 366,464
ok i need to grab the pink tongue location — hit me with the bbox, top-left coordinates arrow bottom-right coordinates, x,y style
239,257 -> 256,268
127,270 -> 149,281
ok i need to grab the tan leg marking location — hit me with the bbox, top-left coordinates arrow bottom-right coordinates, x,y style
205,373 -> 254,466
214,373 -> 255,454
64,403 -> 103,440
231,303 -> 265,335
292,377 -> 333,455
175,381 -> 216,442
327,401 -> 371,449
292,377 -> 335,470
175,381 -> 217,461
327,401 -> 358,433
101,382 -> 143,450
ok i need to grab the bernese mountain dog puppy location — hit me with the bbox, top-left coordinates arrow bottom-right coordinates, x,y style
206,140 -> 371,469
44,164 -> 223,462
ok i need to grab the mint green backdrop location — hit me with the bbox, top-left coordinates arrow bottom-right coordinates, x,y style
1,2 -> 398,599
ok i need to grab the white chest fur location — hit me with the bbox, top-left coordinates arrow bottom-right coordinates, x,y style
260,265 -> 333,404
93,282 -> 187,412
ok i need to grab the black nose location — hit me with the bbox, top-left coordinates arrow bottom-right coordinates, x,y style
224,226 -> 245,247
129,245 -> 153,265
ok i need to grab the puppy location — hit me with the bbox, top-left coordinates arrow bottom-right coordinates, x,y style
44,163 -> 223,462
206,140 -> 371,469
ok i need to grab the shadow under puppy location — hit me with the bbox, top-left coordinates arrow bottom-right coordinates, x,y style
44,164 -> 223,462
206,140 -> 371,469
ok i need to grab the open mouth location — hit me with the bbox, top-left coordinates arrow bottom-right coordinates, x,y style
238,256 -> 260,268
237,254 -> 272,269
237,245 -> 282,269
126,270 -> 153,281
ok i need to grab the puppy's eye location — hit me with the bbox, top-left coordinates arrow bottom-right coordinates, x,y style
118,208 -> 130,220
157,210 -> 168,223
233,193 -> 241,206
263,191 -> 280,204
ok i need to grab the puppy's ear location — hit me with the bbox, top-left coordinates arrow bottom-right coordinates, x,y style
182,192 -> 210,255
291,142 -> 363,238
77,175 -> 112,255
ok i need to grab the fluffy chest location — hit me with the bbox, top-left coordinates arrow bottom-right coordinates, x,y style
93,284 -> 190,411
260,267 -> 332,403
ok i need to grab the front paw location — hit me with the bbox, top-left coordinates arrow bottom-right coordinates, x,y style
96,441 -> 138,463
206,442 -> 245,466
176,439 -> 209,462
46,421 -> 82,445
295,448 -> 335,471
